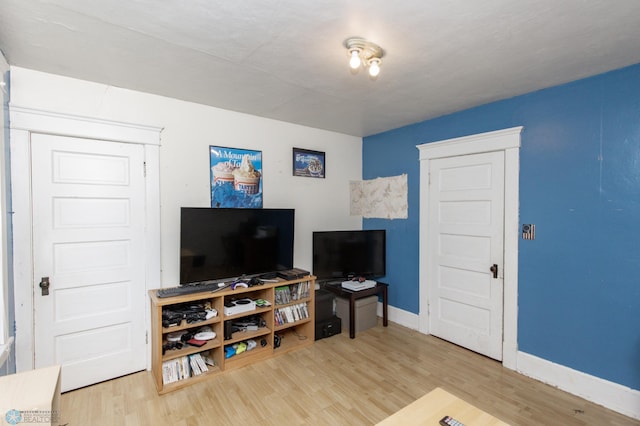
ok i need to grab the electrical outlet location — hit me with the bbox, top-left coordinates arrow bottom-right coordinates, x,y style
522,224 -> 535,240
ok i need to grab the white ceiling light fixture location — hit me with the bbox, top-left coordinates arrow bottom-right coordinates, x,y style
344,37 -> 384,78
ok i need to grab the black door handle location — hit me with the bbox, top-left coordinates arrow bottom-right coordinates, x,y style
490,264 -> 498,279
39,277 -> 50,296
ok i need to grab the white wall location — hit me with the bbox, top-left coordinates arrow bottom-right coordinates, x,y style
9,67 -> 363,286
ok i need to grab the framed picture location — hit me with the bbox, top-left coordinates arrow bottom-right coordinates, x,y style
293,148 -> 325,178
210,146 -> 263,208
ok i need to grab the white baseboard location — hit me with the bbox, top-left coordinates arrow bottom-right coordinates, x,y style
376,303 -> 639,420
517,351 -> 640,420
377,302 -> 420,330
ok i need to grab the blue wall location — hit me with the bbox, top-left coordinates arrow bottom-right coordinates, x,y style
363,63 -> 640,391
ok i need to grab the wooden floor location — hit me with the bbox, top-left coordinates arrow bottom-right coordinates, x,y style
60,322 -> 637,425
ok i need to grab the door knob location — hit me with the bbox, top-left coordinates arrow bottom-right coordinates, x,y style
39,277 -> 50,296
490,264 -> 498,279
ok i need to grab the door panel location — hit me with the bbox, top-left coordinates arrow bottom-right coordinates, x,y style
427,151 -> 504,360
31,133 -> 147,391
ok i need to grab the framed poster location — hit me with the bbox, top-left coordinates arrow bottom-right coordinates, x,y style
293,148 -> 325,178
210,146 -> 263,208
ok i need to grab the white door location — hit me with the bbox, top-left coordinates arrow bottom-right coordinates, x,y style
426,151 -> 505,360
31,133 -> 147,391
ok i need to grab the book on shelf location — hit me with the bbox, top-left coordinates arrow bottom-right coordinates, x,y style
162,357 -> 190,384
162,353 -> 211,384
285,306 -> 293,322
188,353 -> 209,376
292,281 -> 310,300
189,356 -> 202,376
275,282 -> 311,305
274,286 -> 290,304
194,353 -> 208,372
274,303 -> 309,326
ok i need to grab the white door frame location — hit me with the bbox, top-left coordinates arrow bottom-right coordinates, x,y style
417,126 -> 522,370
9,105 -> 162,373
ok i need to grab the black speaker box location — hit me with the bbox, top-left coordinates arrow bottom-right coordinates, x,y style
315,289 -> 335,322
315,316 -> 341,340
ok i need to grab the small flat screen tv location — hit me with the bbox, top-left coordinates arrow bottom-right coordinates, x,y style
180,207 -> 295,284
312,230 -> 386,281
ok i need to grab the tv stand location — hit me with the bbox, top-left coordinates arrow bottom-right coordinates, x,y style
149,275 -> 315,393
322,281 -> 388,338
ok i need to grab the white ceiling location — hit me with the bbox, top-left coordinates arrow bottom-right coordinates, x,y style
1,1 -> 640,137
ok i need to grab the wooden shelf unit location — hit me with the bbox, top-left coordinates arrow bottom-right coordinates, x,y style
149,276 -> 315,393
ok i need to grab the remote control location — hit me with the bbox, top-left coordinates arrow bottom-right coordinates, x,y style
439,415 -> 465,426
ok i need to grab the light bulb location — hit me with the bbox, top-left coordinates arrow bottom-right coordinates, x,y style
368,59 -> 380,77
349,49 -> 361,69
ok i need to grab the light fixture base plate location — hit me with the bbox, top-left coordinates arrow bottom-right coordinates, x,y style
344,37 -> 384,62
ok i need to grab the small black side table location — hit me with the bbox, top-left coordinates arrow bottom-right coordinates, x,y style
323,281 -> 388,338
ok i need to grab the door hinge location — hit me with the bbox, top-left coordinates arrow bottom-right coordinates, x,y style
143,161 -> 147,178
145,331 -> 148,344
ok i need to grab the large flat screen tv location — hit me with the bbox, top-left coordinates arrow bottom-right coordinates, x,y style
312,230 -> 386,281
180,207 -> 295,284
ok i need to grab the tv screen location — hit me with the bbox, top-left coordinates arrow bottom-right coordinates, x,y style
312,230 -> 386,281
180,208 -> 295,284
